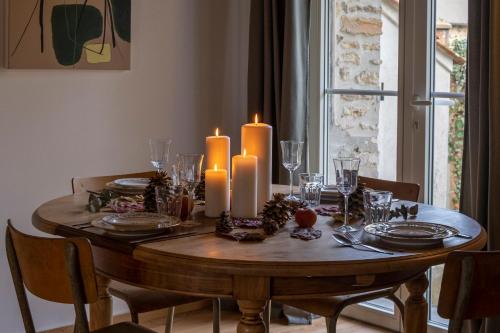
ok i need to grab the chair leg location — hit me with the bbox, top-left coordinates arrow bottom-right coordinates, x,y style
263,300 -> 271,333
212,299 -> 221,333
386,294 -> 405,326
165,307 -> 175,333
130,310 -> 139,324
325,316 -> 337,333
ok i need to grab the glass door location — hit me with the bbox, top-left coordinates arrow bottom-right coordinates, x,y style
311,0 -> 469,331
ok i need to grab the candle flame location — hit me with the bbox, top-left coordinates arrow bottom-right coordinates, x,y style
215,128 -> 219,136
254,114 -> 259,124
243,149 -> 247,157
214,164 -> 218,171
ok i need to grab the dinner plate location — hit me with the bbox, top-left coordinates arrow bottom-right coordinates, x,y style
92,213 -> 180,234
112,178 -> 150,188
364,221 -> 459,246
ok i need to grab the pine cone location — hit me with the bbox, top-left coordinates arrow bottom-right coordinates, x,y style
216,211 -> 233,234
262,193 -> 291,227
144,171 -> 173,212
288,199 -> 308,214
262,218 -> 279,235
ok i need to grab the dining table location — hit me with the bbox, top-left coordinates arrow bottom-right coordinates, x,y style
32,184 -> 487,333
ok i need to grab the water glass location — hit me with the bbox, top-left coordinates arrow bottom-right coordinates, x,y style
363,190 -> 393,225
149,138 -> 172,172
155,185 -> 179,216
299,173 -> 324,207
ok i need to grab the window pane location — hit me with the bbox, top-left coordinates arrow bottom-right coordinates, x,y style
326,94 -> 398,185
327,0 -> 399,91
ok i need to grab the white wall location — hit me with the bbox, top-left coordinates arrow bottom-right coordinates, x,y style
0,0 -> 249,331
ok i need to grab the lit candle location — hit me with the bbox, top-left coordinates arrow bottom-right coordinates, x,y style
205,164 -> 229,217
232,149 -> 258,218
206,128 -> 230,208
241,114 -> 272,212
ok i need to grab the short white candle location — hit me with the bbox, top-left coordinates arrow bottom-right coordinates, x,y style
232,150 -> 258,218
241,114 -> 272,212
206,128 -> 230,208
205,165 -> 229,217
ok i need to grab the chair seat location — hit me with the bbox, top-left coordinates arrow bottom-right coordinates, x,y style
93,322 -> 156,333
281,287 -> 396,317
109,281 -> 204,314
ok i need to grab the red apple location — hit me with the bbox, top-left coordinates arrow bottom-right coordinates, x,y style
295,208 -> 317,228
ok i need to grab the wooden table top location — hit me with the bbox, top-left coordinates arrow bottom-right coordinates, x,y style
32,187 -> 487,278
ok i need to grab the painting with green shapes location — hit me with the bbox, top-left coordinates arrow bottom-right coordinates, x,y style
5,0 -> 131,69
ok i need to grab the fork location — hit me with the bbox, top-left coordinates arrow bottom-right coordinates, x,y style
343,232 -> 394,255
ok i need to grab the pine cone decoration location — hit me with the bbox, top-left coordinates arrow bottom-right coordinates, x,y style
216,211 -> 233,234
144,171 -> 173,212
262,193 -> 291,228
288,199 -> 308,215
195,172 -> 206,201
262,218 -> 279,235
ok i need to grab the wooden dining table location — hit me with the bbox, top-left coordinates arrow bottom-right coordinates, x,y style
32,185 -> 487,333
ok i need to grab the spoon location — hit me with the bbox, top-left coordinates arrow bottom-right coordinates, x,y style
332,233 -> 394,255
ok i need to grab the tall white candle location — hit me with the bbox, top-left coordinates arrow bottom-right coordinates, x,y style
241,114 -> 272,212
205,165 -> 229,217
206,128 -> 230,208
232,150 -> 258,218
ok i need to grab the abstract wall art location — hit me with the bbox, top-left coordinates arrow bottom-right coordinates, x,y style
4,0 -> 131,69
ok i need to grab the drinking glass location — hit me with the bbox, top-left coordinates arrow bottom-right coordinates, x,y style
280,140 -> 304,201
363,190 -> 393,225
333,157 -> 360,232
299,173 -> 324,207
176,153 -> 204,221
155,185 -> 180,217
149,138 -> 172,172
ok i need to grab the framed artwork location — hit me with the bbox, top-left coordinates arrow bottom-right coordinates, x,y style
4,0 -> 131,69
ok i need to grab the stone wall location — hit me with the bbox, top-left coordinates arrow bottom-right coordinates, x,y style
329,0 -> 383,179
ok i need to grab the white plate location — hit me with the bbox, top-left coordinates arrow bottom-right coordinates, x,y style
364,221 -> 459,246
112,178 -> 150,188
92,213 -> 180,233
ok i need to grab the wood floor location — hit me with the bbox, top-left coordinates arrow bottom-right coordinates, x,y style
44,307 -> 393,333
129,308 -> 392,333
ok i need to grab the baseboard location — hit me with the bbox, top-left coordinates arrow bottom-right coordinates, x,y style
41,300 -> 211,333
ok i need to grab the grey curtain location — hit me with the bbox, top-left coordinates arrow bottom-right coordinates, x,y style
460,0 -> 500,331
247,0 -> 310,184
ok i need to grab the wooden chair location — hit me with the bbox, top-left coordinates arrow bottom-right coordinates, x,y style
438,251 -> 500,333
5,220 -> 155,333
72,172 -> 221,333
265,176 -> 420,333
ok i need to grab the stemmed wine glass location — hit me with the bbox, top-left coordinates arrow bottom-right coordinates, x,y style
149,138 -> 172,172
333,157 -> 360,232
176,153 -> 204,222
280,140 -> 304,201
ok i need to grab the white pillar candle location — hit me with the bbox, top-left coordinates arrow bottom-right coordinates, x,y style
206,128 -> 230,208
232,150 -> 258,218
241,114 -> 272,212
205,165 -> 229,217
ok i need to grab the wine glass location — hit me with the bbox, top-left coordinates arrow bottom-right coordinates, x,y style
177,153 -> 204,221
333,157 -> 360,232
149,138 -> 172,172
280,140 -> 304,201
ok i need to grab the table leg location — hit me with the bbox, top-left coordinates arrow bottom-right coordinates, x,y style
404,273 -> 429,333
237,300 -> 267,333
90,275 -> 113,330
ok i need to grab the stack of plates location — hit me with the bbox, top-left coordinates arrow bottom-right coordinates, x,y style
91,212 -> 180,237
364,221 -> 459,246
321,186 -> 342,203
105,178 -> 149,195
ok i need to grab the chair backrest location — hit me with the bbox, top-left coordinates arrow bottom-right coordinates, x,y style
438,251 -> 500,333
358,176 -> 420,202
72,171 -> 155,194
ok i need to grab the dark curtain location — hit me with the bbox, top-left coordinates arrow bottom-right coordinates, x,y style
247,0 -> 310,184
460,0 -> 500,331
